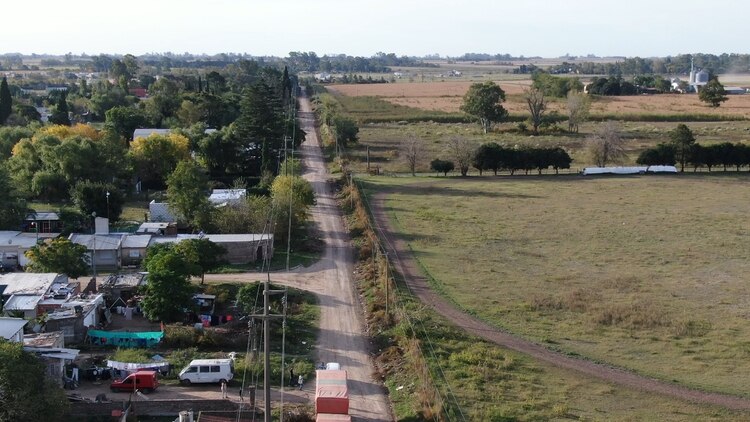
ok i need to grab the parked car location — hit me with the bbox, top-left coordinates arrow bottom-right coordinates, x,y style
110,370 -> 159,393
179,359 -> 234,385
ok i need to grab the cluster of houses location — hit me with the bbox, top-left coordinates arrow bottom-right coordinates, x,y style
0,272 -> 105,385
2,210 -> 273,272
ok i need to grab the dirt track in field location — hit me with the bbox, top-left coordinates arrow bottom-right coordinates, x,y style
368,188 -> 750,411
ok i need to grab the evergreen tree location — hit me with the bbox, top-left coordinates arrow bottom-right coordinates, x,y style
234,81 -> 284,175
0,77 -> 12,125
48,92 -> 71,126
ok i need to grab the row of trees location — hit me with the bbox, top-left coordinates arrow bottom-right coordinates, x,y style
546,53 -> 750,76
637,124 -> 750,171
286,51 -> 436,73
426,138 -> 572,177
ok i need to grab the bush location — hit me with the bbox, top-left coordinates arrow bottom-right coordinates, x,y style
112,348 -> 151,363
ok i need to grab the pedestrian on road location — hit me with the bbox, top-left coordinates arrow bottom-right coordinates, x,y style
239,387 -> 243,401
298,375 -> 304,390
221,380 -> 227,398
289,368 -> 295,387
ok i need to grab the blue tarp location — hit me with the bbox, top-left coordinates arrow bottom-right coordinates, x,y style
87,330 -> 163,348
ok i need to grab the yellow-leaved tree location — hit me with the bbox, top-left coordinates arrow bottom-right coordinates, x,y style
130,133 -> 191,189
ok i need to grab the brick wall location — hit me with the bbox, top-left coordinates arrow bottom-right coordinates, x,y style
69,399 -> 247,417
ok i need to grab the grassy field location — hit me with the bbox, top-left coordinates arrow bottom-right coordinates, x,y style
360,174 -> 750,398
342,119 -> 750,174
385,300 -> 749,421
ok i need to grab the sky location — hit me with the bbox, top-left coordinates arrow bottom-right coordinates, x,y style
3,0 -> 748,58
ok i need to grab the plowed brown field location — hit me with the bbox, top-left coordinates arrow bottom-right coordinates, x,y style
328,81 -> 750,118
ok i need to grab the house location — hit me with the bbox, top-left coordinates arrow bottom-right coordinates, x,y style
0,317 -> 27,342
0,231 -> 43,268
24,211 -> 63,235
148,200 -> 178,223
121,235 -> 153,267
45,293 -> 108,344
209,189 -> 247,206
1,274 -> 76,319
0,273 -> 67,298
100,273 -> 147,303
128,87 -> 147,98
149,233 -> 273,264
68,233 -> 123,271
23,345 -> 80,385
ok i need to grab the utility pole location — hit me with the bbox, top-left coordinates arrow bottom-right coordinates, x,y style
250,278 -> 285,422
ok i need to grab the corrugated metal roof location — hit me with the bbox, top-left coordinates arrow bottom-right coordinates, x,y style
0,273 -> 62,295
147,234 -> 272,246
0,231 -> 22,244
26,211 -> 60,221
0,317 -> 27,340
122,234 -> 152,249
133,128 -> 171,139
68,234 -> 123,250
4,294 -> 42,311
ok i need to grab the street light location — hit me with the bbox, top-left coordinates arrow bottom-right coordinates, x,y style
106,191 -> 110,222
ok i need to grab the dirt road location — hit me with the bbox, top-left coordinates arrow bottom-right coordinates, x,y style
205,96 -> 393,421
369,191 -> 750,411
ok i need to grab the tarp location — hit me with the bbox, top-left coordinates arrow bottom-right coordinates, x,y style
106,360 -> 170,371
87,329 -> 163,348
316,370 -> 349,415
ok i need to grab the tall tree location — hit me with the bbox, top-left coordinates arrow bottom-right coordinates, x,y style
0,164 -> 27,229
587,121 -> 627,167
400,137 -> 424,176
0,77 -> 12,125
104,106 -> 149,142
699,78 -> 728,108
460,82 -> 507,134
166,160 -> 212,229
24,238 -> 89,278
445,137 -> 475,176
271,175 -> 315,243
670,124 -> 696,172
0,340 -> 69,422
48,92 -> 71,126
566,90 -> 590,133
70,181 -> 124,222
234,81 -> 284,175
174,239 -> 226,285
524,87 -> 546,135
129,133 -> 191,189
140,246 -> 196,322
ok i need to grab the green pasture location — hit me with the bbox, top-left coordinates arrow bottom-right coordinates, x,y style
361,174 -> 750,398
344,120 -> 750,174
386,299 -> 747,421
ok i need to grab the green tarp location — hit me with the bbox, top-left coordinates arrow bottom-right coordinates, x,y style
87,330 -> 163,348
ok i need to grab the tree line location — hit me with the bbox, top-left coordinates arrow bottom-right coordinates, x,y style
546,53 -> 750,76
637,124 -> 750,172
430,141 -> 572,177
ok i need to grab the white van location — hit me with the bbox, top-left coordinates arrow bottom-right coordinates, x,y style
179,359 -> 234,385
